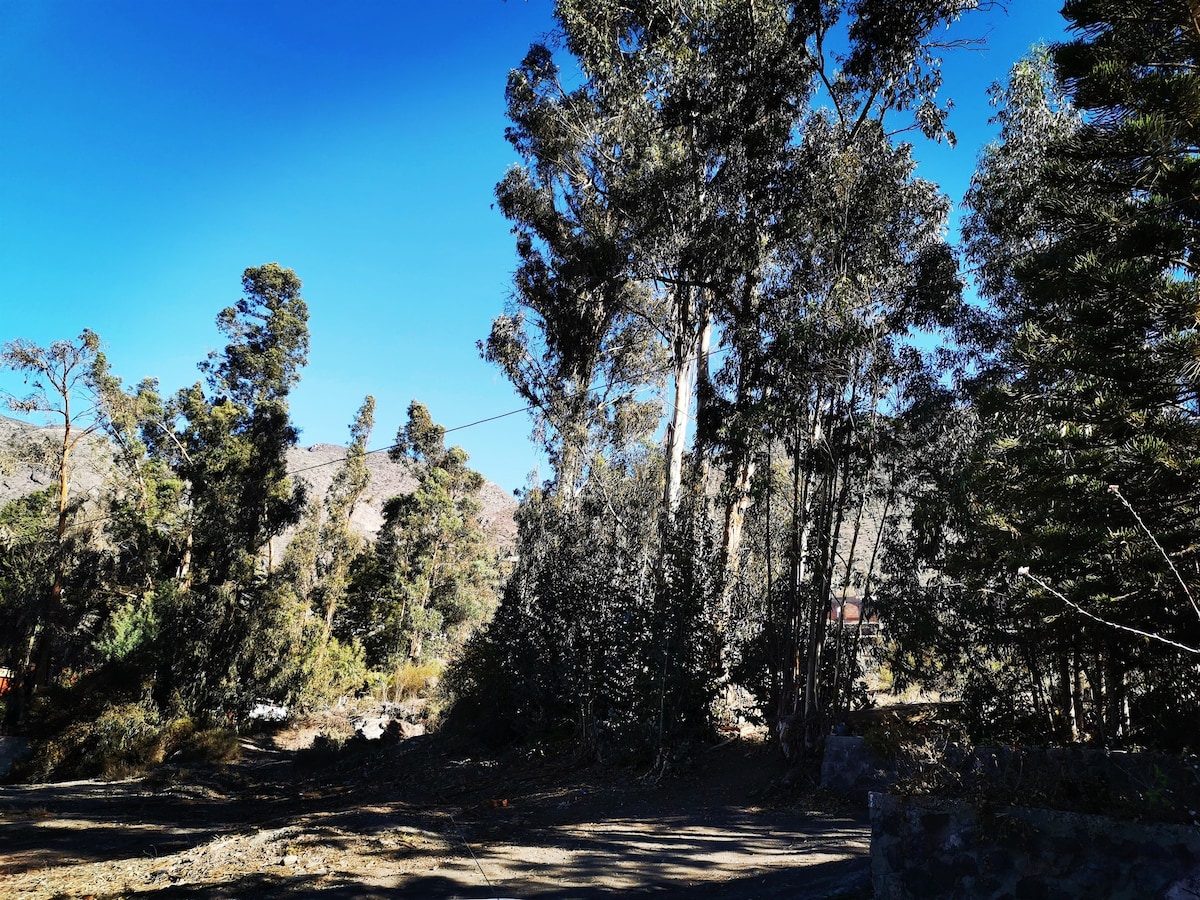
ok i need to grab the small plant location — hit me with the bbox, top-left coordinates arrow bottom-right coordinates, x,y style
294,731 -> 349,768
375,660 -> 444,704
175,727 -> 242,765
1141,765 -> 1173,811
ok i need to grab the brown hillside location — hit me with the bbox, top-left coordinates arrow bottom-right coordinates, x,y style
0,415 -> 518,552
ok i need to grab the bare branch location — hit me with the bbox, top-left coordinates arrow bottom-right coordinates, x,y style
1018,568 -> 1200,655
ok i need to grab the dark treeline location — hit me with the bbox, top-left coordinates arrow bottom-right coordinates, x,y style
3,0 -> 1199,777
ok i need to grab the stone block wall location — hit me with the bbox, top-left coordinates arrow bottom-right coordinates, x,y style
821,735 -> 1200,821
821,735 -> 897,797
870,792 -> 1200,899
0,736 -> 30,779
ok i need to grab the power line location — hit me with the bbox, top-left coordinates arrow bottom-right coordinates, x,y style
282,407 -> 533,478
15,344 -> 733,535
287,345 -> 732,479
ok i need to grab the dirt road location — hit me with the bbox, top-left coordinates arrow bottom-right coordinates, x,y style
0,735 -> 871,898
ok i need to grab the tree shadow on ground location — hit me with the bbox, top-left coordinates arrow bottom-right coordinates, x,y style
0,736 -> 872,897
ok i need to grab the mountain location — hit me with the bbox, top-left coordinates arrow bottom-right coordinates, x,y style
284,442 -> 518,549
0,414 -> 518,551
0,415 -> 109,510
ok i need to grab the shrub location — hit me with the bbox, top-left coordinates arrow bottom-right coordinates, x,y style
374,660 -> 443,704
22,699 -> 163,781
175,726 -> 242,765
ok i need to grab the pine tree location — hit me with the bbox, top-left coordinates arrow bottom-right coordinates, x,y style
950,3 -> 1200,746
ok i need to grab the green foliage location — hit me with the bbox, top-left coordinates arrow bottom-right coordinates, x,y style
17,666 -> 165,780
152,263 -> 311,717
0,492 -> 55,682
288,632 -> 368,711
484,0 -> 977,760
372,660 -> 444,705
169,722 -> 242,765
95,593 -> 159,664
24,699 -> 163,781
0,330 -> 113,701
0,266 -> 500,775
450,458 -> 721,757
340,402 -> 498,670
900,6 -> 1200,750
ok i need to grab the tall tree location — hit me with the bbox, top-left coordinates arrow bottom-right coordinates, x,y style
0,331 -> 109,695
947,1 -> 1200,747
481,0 -> 975,754
267,395 -> 375,707
152,263 -> 311,717
486,39 -> 665,503
340,402 -> 496,670
312,395 -> 375,637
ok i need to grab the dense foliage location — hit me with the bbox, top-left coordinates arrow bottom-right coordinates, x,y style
4,0 -> 1199,779
0,266 -> 500,777
470,0 -> 974,757
468,0 -> 1200,758
878,0 -> 1200,749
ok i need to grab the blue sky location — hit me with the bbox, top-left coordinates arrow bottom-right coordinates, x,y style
0,1 -> 1067,493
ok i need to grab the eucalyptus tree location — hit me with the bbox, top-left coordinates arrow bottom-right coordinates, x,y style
312,394 -> 375,637
266,395 -> 375,707
697,1 -> 968,742
480,0 -> 979,754
149,263 -> 311,717
339,402 -> 496,671
89,367 -> 187,596
486,40 -> 666,504
950,0 -> 1200,747
0,331 -> 112,696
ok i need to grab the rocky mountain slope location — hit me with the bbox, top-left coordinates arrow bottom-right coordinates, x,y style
283,441 -> 518,549
0,415 -> 518,551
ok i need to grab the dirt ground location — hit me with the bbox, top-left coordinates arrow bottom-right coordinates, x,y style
0,728 -> 872,899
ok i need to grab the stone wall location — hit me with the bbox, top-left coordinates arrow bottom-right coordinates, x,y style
821,736 -> 1200,821
821,735 -> 897,797
870,792 -> 1200,899
0,736 -> 31,779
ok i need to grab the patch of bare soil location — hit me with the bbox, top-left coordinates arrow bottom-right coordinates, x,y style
0,731 -> 871,899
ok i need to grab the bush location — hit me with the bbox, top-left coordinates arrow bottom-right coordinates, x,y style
293,731 -> 350,769
447,481 -> 722,759
14,665 -> 244,781
175,726 -> 242,765
22,698 -> 163,781
374,660 -> 443,704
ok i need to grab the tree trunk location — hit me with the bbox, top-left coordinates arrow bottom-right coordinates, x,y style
721,457 -> 756,587
663,286 -> 701,518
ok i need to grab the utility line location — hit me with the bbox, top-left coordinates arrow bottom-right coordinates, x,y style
14,344 -> 733,535
287,344 -> 732,479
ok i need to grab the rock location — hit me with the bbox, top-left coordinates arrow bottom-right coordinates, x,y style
354,716 -> 389,741
382,718 -> 426,743
0,736 -> 31,779
398,720 -> 426,739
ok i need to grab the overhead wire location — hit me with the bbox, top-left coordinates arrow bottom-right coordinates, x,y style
13,343 -> 734,535
286,343 -> 732,479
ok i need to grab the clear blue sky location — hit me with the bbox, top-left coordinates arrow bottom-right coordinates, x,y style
0,1 -> 1067,493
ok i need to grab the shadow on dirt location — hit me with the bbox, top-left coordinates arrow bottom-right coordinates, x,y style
0,734 -> 872,898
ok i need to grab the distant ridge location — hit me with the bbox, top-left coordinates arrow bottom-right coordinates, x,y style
0,414 -> 518,551
283,441 -> 518,550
